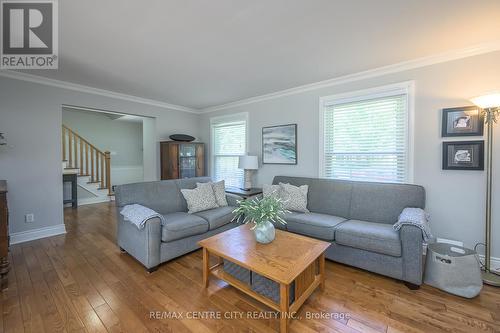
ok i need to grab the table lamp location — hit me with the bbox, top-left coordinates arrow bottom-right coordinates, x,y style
470,92 -> 500,287
238,155 -> 258,191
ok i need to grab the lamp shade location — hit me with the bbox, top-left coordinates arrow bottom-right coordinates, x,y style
470,93 -> 500,109
238,155 -> 258,170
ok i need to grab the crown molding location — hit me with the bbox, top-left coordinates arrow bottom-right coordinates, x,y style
0,70 -> 199,113
201,40 -> 500,113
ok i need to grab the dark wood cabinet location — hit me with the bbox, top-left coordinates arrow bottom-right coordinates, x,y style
160,142 -> 205,180
0,180 -> 9,290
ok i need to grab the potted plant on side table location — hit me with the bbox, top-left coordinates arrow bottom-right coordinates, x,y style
232,196 -> 288,244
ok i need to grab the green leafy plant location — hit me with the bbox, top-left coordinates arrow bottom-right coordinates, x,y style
232,196 -> 288,229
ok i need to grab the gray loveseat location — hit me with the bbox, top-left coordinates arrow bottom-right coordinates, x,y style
272,176 -> 426,288
115,177 -> 238,272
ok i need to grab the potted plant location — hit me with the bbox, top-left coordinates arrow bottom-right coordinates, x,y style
232,196 -> 288,244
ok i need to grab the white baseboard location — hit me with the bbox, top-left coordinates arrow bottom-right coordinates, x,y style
10,224 -> 67,245
77,196 -> 110,206
436,238 -> 464,247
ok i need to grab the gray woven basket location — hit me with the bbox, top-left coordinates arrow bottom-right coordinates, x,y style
223,259 -> 251,284
251,272 -> 295,305
424,243 -> 482,298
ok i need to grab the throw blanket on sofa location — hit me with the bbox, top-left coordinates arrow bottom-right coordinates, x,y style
120,204 -> 165,229
394,207 -> 434,242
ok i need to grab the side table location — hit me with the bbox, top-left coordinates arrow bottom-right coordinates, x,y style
225,187 -> 262,200
63,172 -> 78,208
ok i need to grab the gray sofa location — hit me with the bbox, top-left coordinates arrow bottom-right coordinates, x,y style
272,176 -> 426,288
115,177 -> 239,272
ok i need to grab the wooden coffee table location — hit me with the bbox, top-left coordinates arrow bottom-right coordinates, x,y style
198,224 -> 330,332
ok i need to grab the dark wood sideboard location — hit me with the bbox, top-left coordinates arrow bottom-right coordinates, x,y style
0,180 -> 9,290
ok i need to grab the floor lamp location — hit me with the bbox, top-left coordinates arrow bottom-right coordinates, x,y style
470,93 -> 500,287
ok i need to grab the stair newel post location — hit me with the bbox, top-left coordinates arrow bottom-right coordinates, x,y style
62,126 -> 66,162
79,139 -> 84,176
73,132 -> 78,169
90,147 -> 95,182
105,151 -> 111,195
104,151 -> 112,195
100,152 -> 105,189
68,129 -> 73,168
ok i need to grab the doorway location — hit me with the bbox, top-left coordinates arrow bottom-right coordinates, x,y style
61,106 -> 156,206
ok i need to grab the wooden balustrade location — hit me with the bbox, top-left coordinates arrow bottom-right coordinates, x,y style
62,125 -> 113,196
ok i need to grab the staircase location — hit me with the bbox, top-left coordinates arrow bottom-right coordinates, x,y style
62,125 -> 113,205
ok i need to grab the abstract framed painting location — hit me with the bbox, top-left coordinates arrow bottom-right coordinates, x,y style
262,124 -> 297,165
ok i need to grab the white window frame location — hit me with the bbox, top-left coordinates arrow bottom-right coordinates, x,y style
318,81 -> 415,183
209,112 -> 249,186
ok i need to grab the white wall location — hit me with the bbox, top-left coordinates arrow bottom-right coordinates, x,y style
0,76 -> 200,236
199,51 -> 500,257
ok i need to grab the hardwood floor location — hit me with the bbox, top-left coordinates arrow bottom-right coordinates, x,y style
2,202 -> 499,333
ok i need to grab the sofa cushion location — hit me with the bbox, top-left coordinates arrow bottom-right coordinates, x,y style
272,176 -> 352,219
349,182 -> 425,224
285,213 -> 347,241
161,212 -> 209,242
195,206 -> 236,230
335,220 -> 402,257
279,183 -> 309,213
272,212 -> 302,231
115,179 -> 185,215
197,180 -> 228,207
263,184 -> 282,199
180,184 -> 219,213
177,177 -> 212,211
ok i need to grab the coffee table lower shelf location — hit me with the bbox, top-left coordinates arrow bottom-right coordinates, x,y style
202,248 -> 325,333
212,266 -> 283,310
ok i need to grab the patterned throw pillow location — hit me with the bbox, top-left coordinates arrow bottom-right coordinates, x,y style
181,184 -> 218,213
279,183 -> 309,213
263,184 -> 281,199
197,181 -> 228,207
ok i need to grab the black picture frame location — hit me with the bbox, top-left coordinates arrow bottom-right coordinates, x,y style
442,106 -> 484,137
442,140 -> 484,170
262,124 -> 297,165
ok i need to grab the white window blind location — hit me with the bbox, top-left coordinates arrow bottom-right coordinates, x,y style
211,117 -> 247,188
322,91 -> 409,183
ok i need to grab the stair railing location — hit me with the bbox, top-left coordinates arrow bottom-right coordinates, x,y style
62,125 -> 112,196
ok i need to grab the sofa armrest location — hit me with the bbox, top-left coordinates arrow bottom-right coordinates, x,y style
400,225 -> 424,285
116,212 -> 161,269
226,193 -> 242,207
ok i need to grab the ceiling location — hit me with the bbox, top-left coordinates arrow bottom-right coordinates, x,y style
63,106 -> 146,123
63,106 -> 148,124
23,0 -> 500,110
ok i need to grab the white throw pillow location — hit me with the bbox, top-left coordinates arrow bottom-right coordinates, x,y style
279,183 -> 309,213
181,184 -> 218,213
263,184 -> 282,199
197,181 -> 228,207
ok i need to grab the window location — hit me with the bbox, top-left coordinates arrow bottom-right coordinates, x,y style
211,113 -> 248,188
320,82 -> 413,183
